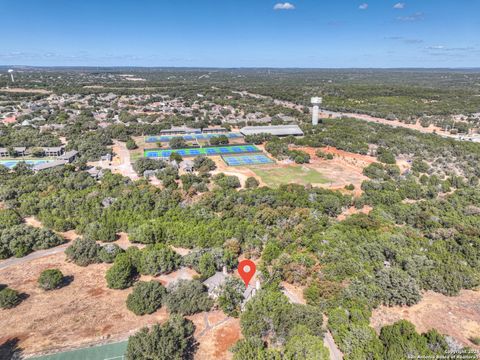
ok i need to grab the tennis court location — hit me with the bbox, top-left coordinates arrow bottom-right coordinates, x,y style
222,154 -> 275,166
144,144 -> 261,158
32,341 -> 127,360
0,159 -> 53,169
145,133 -> 243,143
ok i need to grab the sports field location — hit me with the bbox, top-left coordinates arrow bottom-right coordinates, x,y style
222,154 -> 274,166
144,144 -> 260,158
251,166 -> 329,188
145,133 -> 243,143
0,159 -> 53,169
32,341 -> 127,360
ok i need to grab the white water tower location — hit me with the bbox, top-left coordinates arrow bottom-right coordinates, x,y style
311,97 -> 322,126
8,69 -> 14,83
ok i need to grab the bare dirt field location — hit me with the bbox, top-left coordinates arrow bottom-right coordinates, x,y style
371,290 -> 480,349
0,222 -> 238,359
0,252 -> 169,356
0,87 -> 52,94
190,311 -> 241,360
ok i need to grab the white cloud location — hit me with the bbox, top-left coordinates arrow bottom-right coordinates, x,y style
427,45 -> 445,50
359,3 -> 369,10
397,12 -> 424,21
273,2 -> 295,10
393,2 -> 405,9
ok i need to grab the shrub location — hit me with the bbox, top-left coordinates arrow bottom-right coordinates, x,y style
0,225 -> 64,259
65,238 -> 101,266
0,209 -> 22,231
129,221 -> 163,244
126,138 -> 138,150
99,243 -> 124,263
198,253 -> 216,279
193,156 -> 216,172
0,287 -> 21,309
138,244 -> 181,276
169,137 -> 187,149
126,281 -> 167,315
166,280 -> 213,315
284,325 -> 330,360
377,147 -> 396,164
83,221 -> 117,242
38,269 -> 64,290
345,184 -> 355,191
209,135 -> 229,146
133,158 -> 166,176
245,177 -> 259,189
106,253 -> 136,289
213,173 -> 241,189
376,267 -> 421,306
170,152 -> 183,163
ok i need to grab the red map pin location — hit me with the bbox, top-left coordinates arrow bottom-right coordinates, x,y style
238,259 -> 256,287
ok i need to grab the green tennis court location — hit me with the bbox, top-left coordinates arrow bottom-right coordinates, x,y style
32,341 -> 127,360
144,144 -> 261,158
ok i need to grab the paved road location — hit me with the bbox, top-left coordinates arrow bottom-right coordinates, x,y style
0,243 -> 69,271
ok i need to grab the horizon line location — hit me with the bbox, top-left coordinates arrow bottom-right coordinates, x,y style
1,65 -> 480,71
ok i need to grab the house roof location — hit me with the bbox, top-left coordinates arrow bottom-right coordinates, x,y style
203,272 -> 228,289
59,150 -> 79,160
240,124 -> 304,137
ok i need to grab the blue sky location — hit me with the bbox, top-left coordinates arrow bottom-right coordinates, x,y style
0,0 -> 479,67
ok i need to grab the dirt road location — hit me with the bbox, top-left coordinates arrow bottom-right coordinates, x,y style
0,243 -> 69,271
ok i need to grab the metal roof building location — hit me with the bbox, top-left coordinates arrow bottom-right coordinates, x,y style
240,124 -> 304,137
32,160 -> 68,172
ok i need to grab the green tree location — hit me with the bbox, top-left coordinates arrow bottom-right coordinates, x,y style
218,277 -> 244,317
166,280 -> 213,315
126,281 -> 167,315
126,138 -> 138,150
193,156 -> 216,172
169,137 -> 187,149
38,269 -> 64,290
198,252 -> 216,279
240,289 -> 293,342
0,287 -> 21,309
284,325 -> 329,360
138,244 -> 181,276
65,238 -> 101,266
125,314 -> 196,360
106,253 -> 136,289
245,177 -> 260,189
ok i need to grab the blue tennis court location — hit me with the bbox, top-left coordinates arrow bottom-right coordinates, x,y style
0,159 -> 53,169
145,133 -> 243,143
222,154 -> 275,166
144,144 -> 261,158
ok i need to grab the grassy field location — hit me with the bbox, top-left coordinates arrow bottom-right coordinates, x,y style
251,165 -> 330,188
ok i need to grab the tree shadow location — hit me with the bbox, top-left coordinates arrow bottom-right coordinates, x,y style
59,275 -> 74,288
0,338 -> 23,360
18,292 -> 30,302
